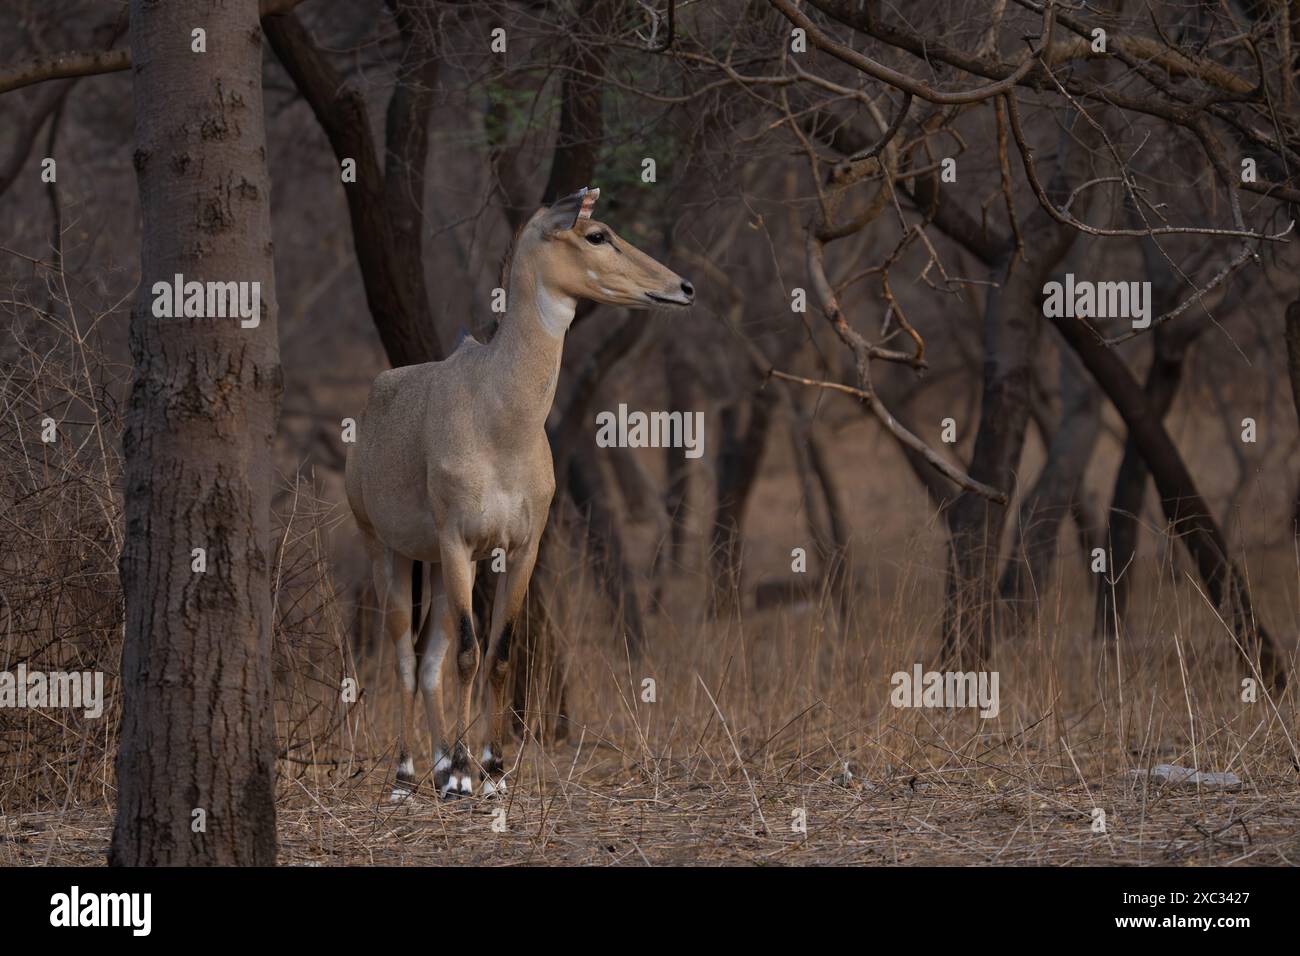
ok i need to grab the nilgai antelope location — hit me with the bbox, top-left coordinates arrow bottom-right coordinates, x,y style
346,187 -> 693,799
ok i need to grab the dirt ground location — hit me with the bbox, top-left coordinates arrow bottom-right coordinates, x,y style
7,734 -> 1299,866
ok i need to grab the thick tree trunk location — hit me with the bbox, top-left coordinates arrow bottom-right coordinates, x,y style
112,0 -> 280,865
1000,346 -> 1101,621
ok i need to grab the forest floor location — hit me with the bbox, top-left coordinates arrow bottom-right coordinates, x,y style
7,744 -> 1299,866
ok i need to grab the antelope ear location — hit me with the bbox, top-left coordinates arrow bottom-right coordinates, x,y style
541,186 -> 600,233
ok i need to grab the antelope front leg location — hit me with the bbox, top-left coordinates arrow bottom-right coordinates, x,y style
480,540 -> 538,795
436,542 -> 479,798
414,568 -> 451,790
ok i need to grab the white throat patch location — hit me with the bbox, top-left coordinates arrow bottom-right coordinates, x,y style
533,277 -> 576,338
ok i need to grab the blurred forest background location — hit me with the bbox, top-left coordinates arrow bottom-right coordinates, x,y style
3,0 -> 1300,864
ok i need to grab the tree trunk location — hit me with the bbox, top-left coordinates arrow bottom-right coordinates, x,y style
1000,345 -> 1101,621
1285,300 -> 1300,533
942,253 -> 1043,666
710,393 -> 775,614
568,453 -> 648,654
265,4 -> 445,367
112,0 -> 280,865
805,419 -> 851,605
510,533 -> 570,744
1092,225 -> 1215,640
1050,312 -> 1286,690
939,102 -> 1099,668
539,0 -> 611,204
1093,320 -> 1200,639
663,341 -> 692,568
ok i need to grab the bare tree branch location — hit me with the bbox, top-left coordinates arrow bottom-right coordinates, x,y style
0,49 -> 129,96
769,0 -> 1057,105
768,369 -> 1008,503
0,2 -> 312,97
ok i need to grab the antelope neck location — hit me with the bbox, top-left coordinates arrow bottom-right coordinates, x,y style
488,252 -> 575,422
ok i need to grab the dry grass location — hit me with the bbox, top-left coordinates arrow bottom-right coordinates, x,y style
0,281 -> 126,825
8,520 -> 1298,866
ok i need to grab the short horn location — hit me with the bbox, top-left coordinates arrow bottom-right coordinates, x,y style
576,187 -> 600,221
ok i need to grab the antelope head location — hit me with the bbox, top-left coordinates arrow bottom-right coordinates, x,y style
528,187 -> 695,309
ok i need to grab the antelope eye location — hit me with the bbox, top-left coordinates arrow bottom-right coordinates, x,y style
585,231 -> 606,245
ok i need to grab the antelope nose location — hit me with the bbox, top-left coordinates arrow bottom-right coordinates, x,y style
680,280 -> 695,300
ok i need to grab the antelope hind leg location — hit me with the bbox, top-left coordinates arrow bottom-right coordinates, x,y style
480,540 -> 538,795
372,546 -> 417,802
415,563 -> 452,795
